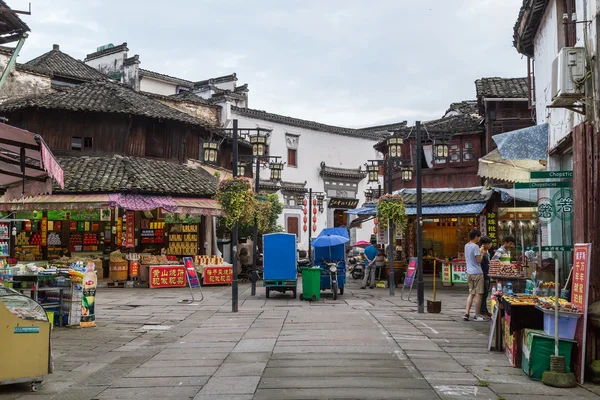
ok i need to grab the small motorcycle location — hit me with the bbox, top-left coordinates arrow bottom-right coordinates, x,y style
348,256 -> 364,280
324,261 -> 341,300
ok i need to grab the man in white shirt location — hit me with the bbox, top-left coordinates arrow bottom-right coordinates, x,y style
463,228 -> 487,321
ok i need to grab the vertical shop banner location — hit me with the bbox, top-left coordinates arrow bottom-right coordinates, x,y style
203,266 -> 233,285
183,257 -> 200,288
125,211 -> 135,248
149,265 -> 187,288
486,212 -> 497,246
571,243 -> 591,384
441,262 -> 452,286
129,261 -> 139,278
80,262 -> 97,328
40,217 -> 48,247
116,217 -> 123,247
479,215 -> 487,236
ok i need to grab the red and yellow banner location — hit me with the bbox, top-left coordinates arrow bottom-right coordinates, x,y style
116,217 -> 123,247
129,261 -> 139,278
149,265 -> 187,289
203,266 -> 233,285
125,211 -> 135,248
41,217 -> 48,247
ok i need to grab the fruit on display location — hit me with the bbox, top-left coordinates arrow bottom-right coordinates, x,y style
536,297 -> 582,313
15,231 -> 29,246
489,259 -> 521,277
47,232 -> 62,246
503,294 -> 536,306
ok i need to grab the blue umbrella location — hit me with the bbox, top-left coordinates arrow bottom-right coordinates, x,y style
311,234 -> 349,248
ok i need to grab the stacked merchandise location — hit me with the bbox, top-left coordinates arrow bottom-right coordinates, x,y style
489,259 -> 522,277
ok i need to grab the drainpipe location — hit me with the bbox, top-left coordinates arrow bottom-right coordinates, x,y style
0,33 -> 28,92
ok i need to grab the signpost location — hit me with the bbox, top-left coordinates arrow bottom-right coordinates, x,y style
571,244 -> 591,384
179,257 -> 203,304
514,181 -> 572,189
530,171 -> 573,179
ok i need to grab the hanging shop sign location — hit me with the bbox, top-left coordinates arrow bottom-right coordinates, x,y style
15,211 -> 43,220
129,261 -> 139,278
572,243 -> 591,384
47,209 -> 111,221
514,181 -> 572,189
116,217 -> 123,247
41,217 -> 47,247
149,265 -> 187,288
203,265 -> 233,285
522,245 -> 573,252
165,213 -> 202,224
530,170 -> 573,179
125,211 -> 135,248
441,262 -> 452,286
451,261 -> 467,283
328,198 -> 359,209
486,212 -> 497,246
479,215 -> 487,237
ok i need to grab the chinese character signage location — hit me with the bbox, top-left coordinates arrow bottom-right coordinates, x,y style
451,261 -> 467,283
41,217 -> 47,247
116,217 -> 123,247
486,212 -> 497,246
125,211 -> 135,248
571,243 -> 591,384
553,189 -> 573,222
129,261 -> 139,278
149,265 -> 187,289
479,215 -> 487,236
441,262 -> 452,286
537,197 -> 554,223
183,257 -> 200,288
327,198 -> 359,209
203,266 -> 233,285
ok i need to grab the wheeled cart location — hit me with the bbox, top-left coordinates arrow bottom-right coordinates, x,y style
0,286 -> 52,392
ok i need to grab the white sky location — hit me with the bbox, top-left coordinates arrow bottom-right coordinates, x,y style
10,0 -> 526,128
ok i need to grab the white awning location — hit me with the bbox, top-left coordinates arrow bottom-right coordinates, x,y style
478,149 -> 545,183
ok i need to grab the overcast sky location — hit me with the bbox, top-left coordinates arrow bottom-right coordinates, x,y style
11,0 -> 526,128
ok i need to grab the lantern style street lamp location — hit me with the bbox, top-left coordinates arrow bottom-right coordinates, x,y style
366,162 -> 379,183
316,193 -> 325,213
202,141 -> 219,164
237,162 -> 246,177
269,161 -> 284,181
387,137 -> 403,158
433,140 -> 449,162
364,188 -> 374,203
401,165 -> 413,182
250,131 -> 268,156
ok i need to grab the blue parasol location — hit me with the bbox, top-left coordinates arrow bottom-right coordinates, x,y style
312,234 -> 349,248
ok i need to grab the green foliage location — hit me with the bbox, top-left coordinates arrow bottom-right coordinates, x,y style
376,194 -> 407,230
215,178 -> 255,229
215,191 -> 284,239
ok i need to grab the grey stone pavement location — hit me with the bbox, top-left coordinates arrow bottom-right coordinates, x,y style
2,276 -> 600,400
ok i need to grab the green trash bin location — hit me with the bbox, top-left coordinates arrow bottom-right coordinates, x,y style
301,267 -> 321,301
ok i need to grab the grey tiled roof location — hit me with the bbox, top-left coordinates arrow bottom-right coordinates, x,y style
55,155 -> 218,196
231,106 -> 390,140
139,68 -> 193,87
0,81 -> 217,130
25,45 -> 110,82
400,187 -> 492,206
320,163 -> 366,180
84,42 -> 129,61
168,90 -> 215,106
475,77 -> 529,99
0,0 -> 30,37
445,101 -> 479,117
280,181 -> 307,192
195,73 -> 237,88
514,0 -> 548,57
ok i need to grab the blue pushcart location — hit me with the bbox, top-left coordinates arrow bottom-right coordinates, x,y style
312,228 -> 349,300
262,233 -> 298,298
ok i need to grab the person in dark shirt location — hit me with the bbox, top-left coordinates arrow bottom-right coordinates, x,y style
479,236 -> 493,317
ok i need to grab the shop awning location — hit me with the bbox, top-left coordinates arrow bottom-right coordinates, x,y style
0,194 -> 110,211
492,123 -> 549,161
478,149 -> 545,183
405,202 -> 487,216
345,204 -> 376,216
172,198 -> 222,216
0,123 -> 64,200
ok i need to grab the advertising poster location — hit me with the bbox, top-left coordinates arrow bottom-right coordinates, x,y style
203,266 -> 233,285
571,243 -> 591,384
149,266 -> 187,288
80,262 -> 97,328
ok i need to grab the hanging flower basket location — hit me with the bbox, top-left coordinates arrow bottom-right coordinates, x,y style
376,194 -> 407,230
215,178 -> 255,229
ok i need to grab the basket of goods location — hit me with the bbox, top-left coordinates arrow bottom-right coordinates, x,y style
490,260 -> 521,277
535,297 -> 582,340
109,250 -> 128,282
503,294 -> 537,306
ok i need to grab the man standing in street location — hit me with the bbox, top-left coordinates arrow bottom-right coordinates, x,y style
361,239 -> 379,289
464,228 -> 487,321
492,236 -> 516,260
479,236 -> 493,317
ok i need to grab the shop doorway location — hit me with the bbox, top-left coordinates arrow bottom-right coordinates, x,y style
333,209 -> 348,227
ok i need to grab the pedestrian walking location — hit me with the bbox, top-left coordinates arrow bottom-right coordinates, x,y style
361,239 -> 379,289
479,236 -> 493,318
463,228 -> 487,321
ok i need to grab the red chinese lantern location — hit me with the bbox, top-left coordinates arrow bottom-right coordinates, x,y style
303,216 -> 308,223
303,199 -> 308,206
374,217 -> 378,225
313,207 -> 317,215
312,224 -> 317,232
303,225 -> 308,232
373,226 -> 378,234
312,216 -> 317,223
312,199 -> 317,206
303,207 -> 308,215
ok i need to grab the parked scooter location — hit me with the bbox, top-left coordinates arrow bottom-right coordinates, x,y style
324,261 -> 341,300
348,255 -> 364,280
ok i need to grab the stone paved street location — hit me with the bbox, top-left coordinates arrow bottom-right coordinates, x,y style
1,277 -> 600,400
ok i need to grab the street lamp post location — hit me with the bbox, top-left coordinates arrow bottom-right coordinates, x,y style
295,189 -> 324,262
415,121 -> 424,314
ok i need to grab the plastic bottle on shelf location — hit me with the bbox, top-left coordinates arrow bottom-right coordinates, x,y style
507,281 -> 513,295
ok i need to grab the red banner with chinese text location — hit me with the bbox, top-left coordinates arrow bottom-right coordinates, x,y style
125,211 -> 134,248
129,261 -> 139,278
203,265 -> 233,285
571,243 -> 591,384
116,217 -> 123,247
41,217 -> 48,247
149,265 -> 187,289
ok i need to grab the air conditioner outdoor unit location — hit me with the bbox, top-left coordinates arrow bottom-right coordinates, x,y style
551,47 -> 586,106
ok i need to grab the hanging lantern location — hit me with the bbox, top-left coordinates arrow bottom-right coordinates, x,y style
364,188 -> 374,203
303,199 -> 308,206
316,193 -> 325,206
296,194 -> 305,206
374,217 -> 378,225
312,198 -> 317,206
303,225 -> 308,232
303,216 -> 308,223
312,215 -> 317,223
303,207 -> 308,215
313,207 -> 317,215
401,165 -> 413,182
249,131 -> 268,157
202,141 -> 219,164
237,162 -> 246,177
387,137 -> 403,158
269,161 -> 284,181
366,163 -> 379,183
373,226 -> 378,234
312,224 -> 317,232
433,139 -> 450,162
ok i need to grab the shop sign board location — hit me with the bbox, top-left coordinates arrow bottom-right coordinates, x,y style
41,217 -> 47,247
486,212 -> 497,246
129,261 -> 139,278
530,171 -> 573,179
451,261 -> 467,283
183,257 -> 200,288
116,217 -> 123,247
125,211 -> 135,248
165,213 -> 202,224
203,266 -> 233,285
522,245 -> 573,252
572,243 -> 591,384
328,198 -> 359,209
441,262 -> 452,286
149,265 -> 187,288
404,258 -> 417,286
47,209 -> 111,221
553,189 -> 573,222
514,181 -> 572,189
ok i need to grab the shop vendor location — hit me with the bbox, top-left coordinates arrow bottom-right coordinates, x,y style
61,246 -> 72,258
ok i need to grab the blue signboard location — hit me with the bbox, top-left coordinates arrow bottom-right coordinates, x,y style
14,326 -> 40,334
